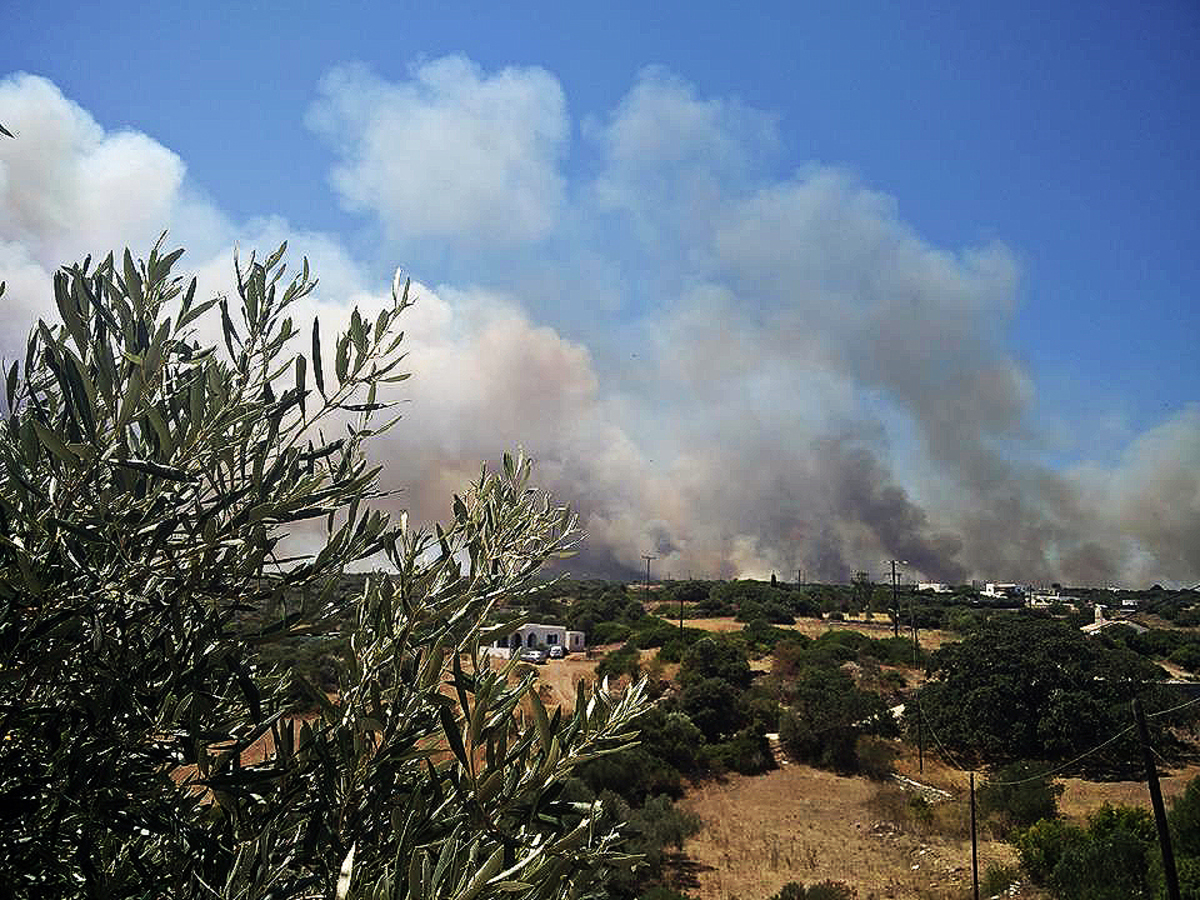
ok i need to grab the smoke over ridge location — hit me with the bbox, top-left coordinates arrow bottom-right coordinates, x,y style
2,66 -> 1197,587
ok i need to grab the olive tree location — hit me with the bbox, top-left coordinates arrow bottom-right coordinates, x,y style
0,239 -> 646,898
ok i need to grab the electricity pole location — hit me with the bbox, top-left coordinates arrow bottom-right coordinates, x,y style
1134,699 -> 1181,900
887,560 -> 907,638
969,772 -> 979,900
642,554 -> 656,607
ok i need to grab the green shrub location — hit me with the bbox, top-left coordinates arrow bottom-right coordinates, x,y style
679,636 -> 753,689
681,676 -> 747,741
1014,805 -> 1155,899
855,735 -> 899,781
1169,643 -> 1200,672
978,760 -> 1064,832
804,883 -> 856,900
1013,817 -> 1087,883
706,724 -> 775,775
981,862 -> 1020,895
596,641 -> 642,681
641,888 -> 694,900
741,617 -> 793,653
766,882 -> 856,900
592,620 -> 633,644
1169,773 -> 1200,858
778,666 -> 893,773
0,242 -> 649,897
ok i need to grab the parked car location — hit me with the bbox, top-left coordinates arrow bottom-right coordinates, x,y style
520,648 -> 547,664
548,645 -> 564,659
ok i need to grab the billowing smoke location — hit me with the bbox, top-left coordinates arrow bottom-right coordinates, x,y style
2,67 -> 1198,587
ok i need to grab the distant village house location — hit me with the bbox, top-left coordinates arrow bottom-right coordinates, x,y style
1080,604 -> 1147,636
916,582 -> 954,594
487,623 -> 586,659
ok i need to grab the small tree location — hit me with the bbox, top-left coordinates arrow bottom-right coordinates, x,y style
0,241 -> 647,898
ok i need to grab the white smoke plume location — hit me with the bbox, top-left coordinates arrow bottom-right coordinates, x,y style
2,67 -> 1197,587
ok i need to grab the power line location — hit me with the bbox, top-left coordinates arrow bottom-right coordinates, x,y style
1146,694 -> 1200,719
910,688 -> 973,774
986,724 -> 1137,786
916,689 -> 1200,787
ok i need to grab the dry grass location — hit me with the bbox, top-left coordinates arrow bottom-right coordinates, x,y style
1057,763 -> 1200,820
677,762 -> 1022,900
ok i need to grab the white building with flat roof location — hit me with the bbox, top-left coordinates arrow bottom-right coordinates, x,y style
487,623 -> 585,658
917,583 -> 953,594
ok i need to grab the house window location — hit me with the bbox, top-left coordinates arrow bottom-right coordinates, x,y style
527,633 -> 538,648
546,634 -> 558,645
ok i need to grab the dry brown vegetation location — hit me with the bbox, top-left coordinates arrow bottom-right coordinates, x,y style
676,761 -> 1021,900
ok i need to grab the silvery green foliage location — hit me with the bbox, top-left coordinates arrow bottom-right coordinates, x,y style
0,240 -> 646,899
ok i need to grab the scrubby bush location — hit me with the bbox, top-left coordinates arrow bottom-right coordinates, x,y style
1170,772 -> 1200,859
658,629 -> 706,662
596,640 -> 642,681
1169,643 -> 1200,672
981,862 -> 1021,896
591,620 -> 633,644
631,618 -> 705,650
854,735 -> 899,781
681,676 -> 747,741
567,589 -> 645,636
778,666 -> 893,773
766,882 -> 856,900
706,723 -> 775,775
641,889 -> 694,900
772,636 -> 813,679
741,617 -> 794,654
978,760 -> 1063,833
736,598 -> 795,624
1014,805 -> 1155,900
679,636 -> 753,689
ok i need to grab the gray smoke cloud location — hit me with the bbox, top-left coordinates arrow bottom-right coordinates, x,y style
2,67 -> 1197,587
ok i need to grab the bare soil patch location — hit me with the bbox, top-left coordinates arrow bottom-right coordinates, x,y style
526,653 -> 604,711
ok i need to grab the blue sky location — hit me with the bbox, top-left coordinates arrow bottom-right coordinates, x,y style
3,0 -> 1198,584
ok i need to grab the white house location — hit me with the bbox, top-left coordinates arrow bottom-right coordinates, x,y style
917,583 -> 953,594
487,623 -> 586,658
1081,604 -> 1147,636
981,582 -> 1024,601
1029,591 -> 1080,609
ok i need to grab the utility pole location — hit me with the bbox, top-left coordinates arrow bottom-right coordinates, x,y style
969,772 -> 979,900
887,560 -> 906,638
917,710 -> 924,773
642,554 -> 656,607
1134,699 -> 1181,900
910,583 -> 920,663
